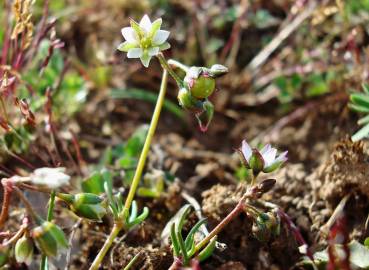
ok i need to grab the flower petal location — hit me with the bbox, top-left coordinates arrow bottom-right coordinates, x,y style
139,14 -> 152,33
260,144 -> 271,155
274,151 -> 288,163
148,47 -> 159,56
127,48 -> 143,58
262,148 -> 277,167
150,18 -> 162,37
117,41 -> 137,52
153,30 -> 170,45
121,27 -> 138,43
140,53 -> 152,67
241,140 -> 252,161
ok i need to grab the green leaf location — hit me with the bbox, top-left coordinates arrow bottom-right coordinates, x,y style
363,83 -> 369,94
198,236 -> 217,262
352,123 -> 369,142
81,171 -> 105,194
364,237 -> 369,247
348,103 -> 369,113
170,223 -> 180,257
350,93 -> 369,108
125,125 -> 149,157
185,218 -> 207,250
358,114 -> 369,125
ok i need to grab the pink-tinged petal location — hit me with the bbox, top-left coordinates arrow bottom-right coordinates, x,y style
262,148 -> 277,167
153,30 -> 170,45
274,151 -> 288,163
139,14 -> 152,33
260,144 -> 271,155
121,27 -> 137,43
127,48 -> 143,58
148,47 -> 159,56
241,140 -> 252,161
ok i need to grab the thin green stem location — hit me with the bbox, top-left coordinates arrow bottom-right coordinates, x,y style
123,251 -> 142,270
157,54 -> 183,88
167,59 -> 189,73
40,190 -> 56,270
123,69 -> 168,211
89,223 -> 123,270
89,70 -> 169,270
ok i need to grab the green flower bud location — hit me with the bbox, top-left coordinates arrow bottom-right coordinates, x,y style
249,149 -> 265,175
32,221 -> 68,257
0,246 -> 9,267
209,64 -> 228,77
184,67 -> 216,99
57,193 -> 107,221
15,235 -> 34,265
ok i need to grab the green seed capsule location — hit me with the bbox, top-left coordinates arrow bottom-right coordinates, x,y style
15,235 -> 34,265
32,221 -> 68,257
184,67 -> 216,99
72,203 -> 107,221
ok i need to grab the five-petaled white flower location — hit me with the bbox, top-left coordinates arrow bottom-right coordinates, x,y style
117,14 -> 170,67
239,140 -> 288,173
30,167 -> 70,189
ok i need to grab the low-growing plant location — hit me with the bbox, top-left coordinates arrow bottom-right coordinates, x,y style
348,83 -> 369,141
162,141 -> 318,268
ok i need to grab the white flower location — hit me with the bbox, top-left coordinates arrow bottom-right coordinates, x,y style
238,140 -> 288,173
30,167 -> 70,189
117,14 -> 170,67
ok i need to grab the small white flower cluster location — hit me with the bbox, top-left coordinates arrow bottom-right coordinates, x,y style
118,15 -> 170,67
30,167 -> 70,189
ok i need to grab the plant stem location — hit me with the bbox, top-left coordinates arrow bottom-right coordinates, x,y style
89,222 -> 123,270
123,69 -> 168,211
0,179 -> 13,229
90,70 -> 169,270
194,196 -> 247,253
167,59 -> 189,73
123,250 -> 142,270
40,190 -> 56,270
157,54 -> 183,88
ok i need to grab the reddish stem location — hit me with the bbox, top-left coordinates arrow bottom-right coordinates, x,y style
0,179 -> 13,229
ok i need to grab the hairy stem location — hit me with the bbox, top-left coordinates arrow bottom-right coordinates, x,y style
90,70 -> 169,270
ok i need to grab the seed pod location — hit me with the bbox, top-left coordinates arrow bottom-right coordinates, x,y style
184,67 -> 216,99
15,235 -> 34,265
57,193 -> 107,221
32,221 -> 68,257
72,203 -> 107,221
